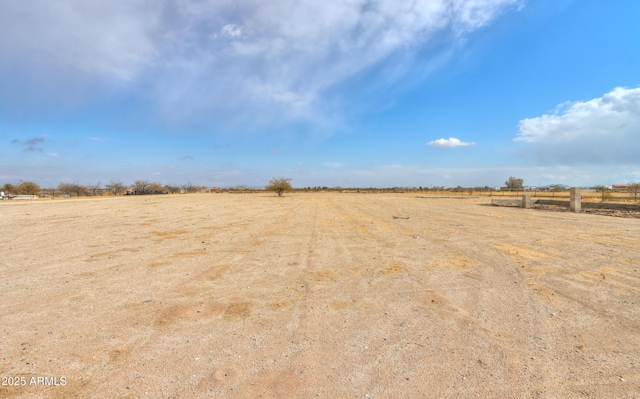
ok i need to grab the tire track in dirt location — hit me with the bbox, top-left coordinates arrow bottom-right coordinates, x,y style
3,193 -> 639,398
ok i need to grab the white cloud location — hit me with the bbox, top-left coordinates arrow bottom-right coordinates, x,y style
0,0 -> 522,126
87,137 -> 106,142
428,137 -> 475,147
221,24 -> 243,38
515,87 -> 640,164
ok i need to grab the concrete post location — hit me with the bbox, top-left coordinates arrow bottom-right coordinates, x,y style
522,195 -> 532,209
570,187 -> 581,213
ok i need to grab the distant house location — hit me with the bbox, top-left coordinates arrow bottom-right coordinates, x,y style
612,184 -> 631,191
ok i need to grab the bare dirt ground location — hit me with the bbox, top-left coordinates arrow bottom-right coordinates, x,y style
1,193 -> 639,398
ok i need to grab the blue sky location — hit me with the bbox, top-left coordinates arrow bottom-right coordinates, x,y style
1,0 -> 639,188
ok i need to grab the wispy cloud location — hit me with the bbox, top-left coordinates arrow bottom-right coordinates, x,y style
179,155 -> 194,161
87,137 -> 106,142
0,0 -> 522,127
12,136 -> 46,152
25,137 -> 45,145
428,137 -> 475,147
515,86 -> 640,164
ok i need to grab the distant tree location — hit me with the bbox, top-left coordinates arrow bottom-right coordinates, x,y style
2,183 -> 16,194
16,180 -> 41,195
88,181 -> 102,196
164,184 -> 181,194
133,180 -> 152,194
505,176 -> 524,190
105,180 -> 125,196
58,182 -> 87,197
551,184 -> 563,197
147,182 -> 165,193
266,177 -> 292,197
234,184 -> 248,191
181,182 -> 200,194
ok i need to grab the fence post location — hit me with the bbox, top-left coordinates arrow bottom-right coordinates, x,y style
570,187 -> 581,212
522,194 -> 532,209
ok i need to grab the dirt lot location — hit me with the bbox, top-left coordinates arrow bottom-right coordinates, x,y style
1,193 -> 639,398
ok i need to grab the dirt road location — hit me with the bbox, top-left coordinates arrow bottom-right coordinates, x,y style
1,193 -> 639,398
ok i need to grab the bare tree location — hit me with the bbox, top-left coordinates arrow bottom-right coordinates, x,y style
147,182 -> 165,194
133,180 -> 151,194
181,182 -> 200,194
88,181 -> 102,196
265,177 -> 293,197
164,184 -> 181,194
58,182 -> 88,197
105,180 -> 125,196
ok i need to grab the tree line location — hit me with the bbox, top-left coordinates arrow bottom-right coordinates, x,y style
1,180 -> 209,197
3,177 -> 640,199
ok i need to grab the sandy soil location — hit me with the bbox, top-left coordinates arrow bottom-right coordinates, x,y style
1,193 -> 639,398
